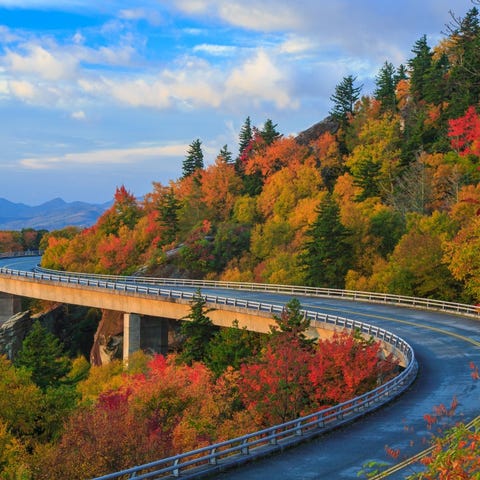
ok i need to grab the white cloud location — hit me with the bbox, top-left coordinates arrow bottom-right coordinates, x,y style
9,79 -> 36,99
119,8 -> 163,26
278,35 -> 317,55
71,110 -> 86,120
19,143 -> 191,170
4,43 -> 77,80
193,44 -> 237,56
226,49 -> 296,109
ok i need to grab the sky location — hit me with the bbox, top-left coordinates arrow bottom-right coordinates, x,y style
0,0 -> 474,205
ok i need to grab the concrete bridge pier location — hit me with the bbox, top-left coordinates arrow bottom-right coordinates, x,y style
0,292 -> 22,325
123,313 -> 171,361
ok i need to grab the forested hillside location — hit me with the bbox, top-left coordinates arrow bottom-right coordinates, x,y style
39,7 -> 480,305
2,6 -> 480,479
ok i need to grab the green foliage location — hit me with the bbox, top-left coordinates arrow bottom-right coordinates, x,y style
14,322 -> 71,391
374,61 -> 397,113
182,138 -> 204,178
205,320 -> 263,377
301,194 -> 352,288
157,188 -> 180,245
329,75 -> 362,123
260,119 -> 281,145
270,298 -> 313,347
178,289 -> 218,365
238,116 -> 253,159
408,35 -> 433,101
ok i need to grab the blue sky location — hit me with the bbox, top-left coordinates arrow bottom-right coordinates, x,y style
0,0 -> 473,205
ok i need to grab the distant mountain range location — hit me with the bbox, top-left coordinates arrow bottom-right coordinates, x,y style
0,197 -> 112,231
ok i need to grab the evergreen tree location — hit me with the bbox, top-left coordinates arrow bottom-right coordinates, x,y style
260,119 -> 281,145
353,159 -> 382,200
374,61 -> 397,113
218,144 -> 233,164
270,298 -> 314,348
157,188 -> 180,244
424,53 -> 450,105
238,116 -> 253,158
205,320 -> 263,377
301,194 -> 352,289
408,35 -> 433,101
182,139 -> 204,178
394,64 -> 408,84
14,321 -> 71,391
178,289 -> 218,365
446,7 -> 480,117
329,75 -> 362,123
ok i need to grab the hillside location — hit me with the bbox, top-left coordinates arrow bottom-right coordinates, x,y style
0,197 -> 111,231
39,6 -> 480,305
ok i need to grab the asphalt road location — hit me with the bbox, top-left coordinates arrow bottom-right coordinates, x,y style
1,256 -> 479,479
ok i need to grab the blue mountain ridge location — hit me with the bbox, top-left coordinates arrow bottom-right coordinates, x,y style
0,197 -> 112,231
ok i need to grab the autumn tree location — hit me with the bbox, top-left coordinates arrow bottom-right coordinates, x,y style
182,138 -> 204,178
309,331 -> 396,406
448,105 -> 480,157
97,186 -> 142,236
239,334 -> 314,426
301,194 -> 352,288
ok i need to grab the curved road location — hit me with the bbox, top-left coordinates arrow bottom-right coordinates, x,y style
1,256 -> 479,479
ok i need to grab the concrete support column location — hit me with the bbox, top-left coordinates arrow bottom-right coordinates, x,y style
0,292 -> 22,325
123,313 -> 141,361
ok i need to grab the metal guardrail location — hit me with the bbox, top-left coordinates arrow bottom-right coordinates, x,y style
0,255 -> 418,479
0,250 -> 41,258
34,265 -> 480,319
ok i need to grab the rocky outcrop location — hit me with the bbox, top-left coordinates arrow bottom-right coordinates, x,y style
0,311 -> 33,360
90,310 -> 124,366
295,116 -> 340,145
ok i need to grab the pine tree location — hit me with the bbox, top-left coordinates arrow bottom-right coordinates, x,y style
182,139 -> 204,178
270,298 -> 314,348
157,188 -> 180,244
353,159 -> 382,200
394,64 -> 408,84
408,35 -> 433,101
218,144 -> 233,164
14,321 -> 71,391
329,75 -> 362,123
205,320 -> 263,377
447,7 -> 480,117
260,119 -> 281,145
301,195 -> 352,288
238,116 -> 253,158
424,53 -> 450,105
179,289 -> 218,365
374,61 -> 397,113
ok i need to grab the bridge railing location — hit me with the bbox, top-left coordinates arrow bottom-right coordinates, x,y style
34,265 -> 480,319
0,259 -> 418,479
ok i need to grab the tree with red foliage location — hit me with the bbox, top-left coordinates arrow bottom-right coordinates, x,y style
448,106 -> 480,157
239,333 -> 314,426
308,331 -> 397,406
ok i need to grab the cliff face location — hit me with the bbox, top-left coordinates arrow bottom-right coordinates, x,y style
0,304 -> 100,362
